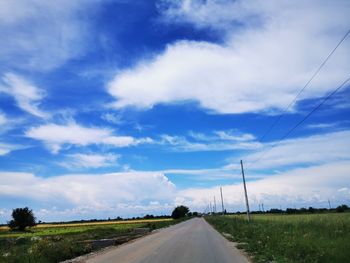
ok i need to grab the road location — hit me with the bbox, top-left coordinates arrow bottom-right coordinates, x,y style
86,218 -> 249,263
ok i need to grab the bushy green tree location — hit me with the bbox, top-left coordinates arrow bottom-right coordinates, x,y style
8,207 -> 36,231
171,205 -> 189,219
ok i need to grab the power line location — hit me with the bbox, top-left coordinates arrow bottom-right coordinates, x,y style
248,76 -> 350,169
259,29 -> 350,142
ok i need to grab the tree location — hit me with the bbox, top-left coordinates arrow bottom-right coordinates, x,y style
8,207 -> 36,231
171,205 -> 189,219
336,204 -> 349,213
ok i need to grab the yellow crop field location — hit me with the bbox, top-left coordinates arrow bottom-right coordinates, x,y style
0,218 -> 172,231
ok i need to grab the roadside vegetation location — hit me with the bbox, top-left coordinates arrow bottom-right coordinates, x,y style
0,218 -> 187,263
206,212 -> 350,263
0,206 -> 193,263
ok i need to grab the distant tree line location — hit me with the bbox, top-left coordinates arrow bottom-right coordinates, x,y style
5,205 -> 199,231
231,204 -> 350,215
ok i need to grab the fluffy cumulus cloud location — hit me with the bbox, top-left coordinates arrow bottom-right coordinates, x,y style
178,161 -> 350,212
60,153 -> 120,169
0,0 -> 96,71
0,171 -> 176,221
25,122 -> 153,153
0,73 -> 48,118
1,161 -> 349,222
108,0 -> 350,114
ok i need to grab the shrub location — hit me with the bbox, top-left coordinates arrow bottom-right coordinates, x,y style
8,207 -> 36,231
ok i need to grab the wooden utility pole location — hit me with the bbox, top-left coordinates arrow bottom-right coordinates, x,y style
240,160 -> 251,222
220,187 -> 225,214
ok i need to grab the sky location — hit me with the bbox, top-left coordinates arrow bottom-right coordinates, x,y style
0,0 -> 350,223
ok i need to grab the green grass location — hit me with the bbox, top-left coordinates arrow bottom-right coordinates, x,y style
206,213 -> 350,263
0,218 -> 187,263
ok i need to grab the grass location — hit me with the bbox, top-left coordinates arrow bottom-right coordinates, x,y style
0,218 -> 185,263
206,213 -> 350,263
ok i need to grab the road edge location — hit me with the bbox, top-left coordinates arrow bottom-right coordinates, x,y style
203,217 -> 253,263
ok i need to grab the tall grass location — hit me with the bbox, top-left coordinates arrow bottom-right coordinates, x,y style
206,213 -> 350,263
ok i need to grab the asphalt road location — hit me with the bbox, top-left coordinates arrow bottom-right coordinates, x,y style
86,217 -> 249,263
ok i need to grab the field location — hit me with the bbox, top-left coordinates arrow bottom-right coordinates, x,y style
206,213 -> 350,263
0,218 -> 181,263
0,218 -> 172,238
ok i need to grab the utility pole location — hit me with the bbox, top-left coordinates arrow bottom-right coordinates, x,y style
209,201 -> 212,214
220,187 -> 225,214
240,160 -> 251,222
214,196 -> 217,213
328,199 -> 332,210
262,203 -> 265,212
259,204 -> 261,212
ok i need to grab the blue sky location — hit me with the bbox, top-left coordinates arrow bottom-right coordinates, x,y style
0,0 -> 350,222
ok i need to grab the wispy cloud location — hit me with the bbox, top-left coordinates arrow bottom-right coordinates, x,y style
0,0 -> 97,71
60,153 -> 120,169
0,142 -> 24,156
224,130 -> 350,171
158,130 -> 261,152
1,73 -> 49,118
158,0 -> 256,30
25,122 -> 153,153
108,0 -> 350,114
306,121 -> 349,130
101,112 -> 124,125
0,112 -> 6,126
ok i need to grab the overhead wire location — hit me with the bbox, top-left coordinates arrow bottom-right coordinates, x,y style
244,28 -> 350,169
259,29 -> 350,142
247,76 -> 350,169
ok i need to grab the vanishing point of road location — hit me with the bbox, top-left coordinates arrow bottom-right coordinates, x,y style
86,217 -> 249,263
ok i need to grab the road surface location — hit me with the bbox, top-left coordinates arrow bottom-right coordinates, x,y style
86,217 -> 249,263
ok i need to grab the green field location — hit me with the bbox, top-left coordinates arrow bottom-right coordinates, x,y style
0,218 -> 182,263
206,213 -> 350,263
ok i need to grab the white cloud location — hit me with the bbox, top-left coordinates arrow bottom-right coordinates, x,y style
101,112 -> 124,125
306,121 -> 349,130
0,112 -> 25,156
1,73 -> 49,118
158,0 -> 256,30
25,122 -> 152,153
158,130 -> 261,152
0,0 -> 96,71
159,168 -> 264,182
0,142 -> 23,156
108,0 -> 350,114
0,171 -> 176,221
0,112 -> 6,126
1,161 -> 349,222
237,130 -> 350,170
60,153 -> 120,169
178,161 -> 350,212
